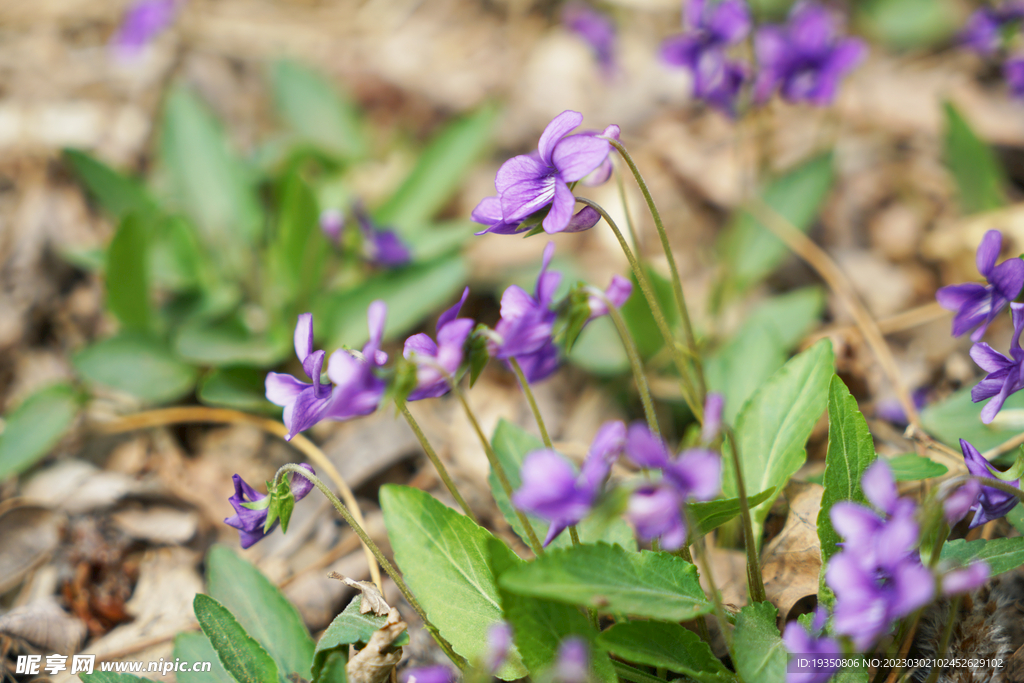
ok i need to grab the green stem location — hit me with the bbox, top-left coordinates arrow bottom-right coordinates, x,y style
509,357 -> 554,449
673,543 -> 714,647
724,429 -> 767,604
596,288 -> 660,437
398,400 -> 476,523
276,465 -> 465,668
606,137 -> 706,401
615,163 -> 642,250
683,509 -> 735,660
924,597 -> 961,683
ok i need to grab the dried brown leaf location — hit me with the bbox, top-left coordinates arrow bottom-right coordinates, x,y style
329,574 -> 390,616
0,503 -> 63,594
0,601 -> 86,654
346,607 -> 406,683
761,482 -> 824,624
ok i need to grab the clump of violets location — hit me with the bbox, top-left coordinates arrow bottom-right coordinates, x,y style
958,439 -> 1021,527
563,3 -> 617,78
782,607 -> 840,683
110,0 -> 181,59
961,2 -> 1024,98
936,230 -> 1024,342
404,288 -> 475,400
224,464 -> 314,548
970,302 -> 1024,424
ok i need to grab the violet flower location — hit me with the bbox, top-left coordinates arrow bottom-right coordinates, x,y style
586,275 -> 633,318
320,209 -> 344,244
937,230 -> 1024,342
354,205 -> 410,267
782,607 -> 841,683
472,111 -> 613,235
1006,56 -> 1024,98
563,3 -> 617,78
224,464 -> 314,548
110,0 -> 180,59
266,313 -> 334,441
753,2 -> 866,106
701,392 -> 724,443
485,622 -> 513,673
400,666 -> 456,683
942,562 -> 990,596
323,301 -> 390,421
661,0 -> 750,114
627,484 -> 687,550
970,302 -> 1024,424
961,2 -> 1024,55
403,288 -> 474,401
942,478 -> 981,525
554,638 -> 589,683
960,439 -> 1021,527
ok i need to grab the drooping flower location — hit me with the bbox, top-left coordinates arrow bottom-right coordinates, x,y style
266,313 -> 335,441
937,230 -> 1024,342
320,208 -> 344,244
586,275 -> 633,318
660,0 -> 750,114
563,3 -> 617,78
970,302 -> 1024,424
753,2 -> 866,106
960,439 -> 1021,527
942,562 -> 990,596
400,666 -> 457,683
942,478 -> 982,525
403,288 -> 475,401
782,607 -> 841,683
554,637 -> 590,683
323,301 -> 390,421
961,2 -> 1024,55
110,0 -> 180,59
224,464 -> 315,548
471,111 -> 613,235
354,205 -> 411,267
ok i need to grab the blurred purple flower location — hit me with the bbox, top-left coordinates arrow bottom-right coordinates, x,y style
701,392 -> 725,443
1006,55 -> 1024,98
580,125 -> 620,187
874,387 -> 929,426
660,0 -> 750,114
224,464 -> 315,548
110,0 -> 180,59
782,607 -> 841,683
961,2 -> 1024,55
472,111 -> 613,235
355,205 -> 410,267
563,3 -> 617,78
942,562 -> 990,596
753,2 -> 866,106
320,208 -> 344,244
970,302 -> 1024,424
323,301 -> 389,421
627,484 -> 687,549
486,622 -> 513,673
960,439 -> 1020,528
943,478 -> 982,525
493,242 -> 562,382
404,288 -> 474,401
587,275 -> 633,318
937,230 -> 1024,342
266,313 -> 334,441
554,637 -> 589,683
400,666 -> 456,683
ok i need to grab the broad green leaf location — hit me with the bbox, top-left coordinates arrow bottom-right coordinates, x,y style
723,340 -> 834,547
596,622 -> 734,683
620,267 -> 678,360
1009,504 -> 1024,535
193,594 -> 279,683
64,149 -> 154,220
489,538 -> 616,683
173,631 -> 236,683
149,216 -> 204,291
689,487 -> 776,536
941,537 -> 1024,576
313,595 -> 409,681
271,60 -> 366,159
406,220 -> 472,261
745,287 -> 825,350
733,602 -> 786,683
269,170 -> 326,309
74,333 -> 197,403
943,102 -> 1007,215
198,367 -> 277,413
317,254 -> 468,350
488,419 -> 637,551
569,316 -> 629,375
857,0 -> 960,50
920,385 -> 1024,453
720,155 -> 834,293
0,384 -> 79,480
888,453 -> 948,481
499,543 -> 712,621
375,105 -> 498,234
82,674 -> 156,683
380,485 -> 527,680
206,545 -> 315,679
706,320 -> 785,425
175,316 -> 291,368
106,214 -> 151,331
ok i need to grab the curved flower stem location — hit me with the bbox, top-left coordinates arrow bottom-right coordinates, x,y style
723,428 -> 768,605
614,163 -> 642,249
575,196 -> 702,420
509,357 -> 554,450
277,464 -> 465,670
397,400 -> 476,523
93,405 -> 381,590
606,137 -> 706,401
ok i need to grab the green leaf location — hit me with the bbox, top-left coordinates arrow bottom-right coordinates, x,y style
199,367 -> 278,413
271,60 -> 366,159
313,595 -> 409,682
489,538 -> 616,683
919,385 -> 1024,452
380,485 -> 527,680
887,453 -> 948,481
193,594 -> 280,683
941,537 -> 1024,576
943,102 -> 1007,215
173,631 -> 236,683
689,488 -> 776,536
744,287 -> 826,350
857,0 -> 960,51
269,170 -> 327,309
0,384 -> 79,480
723,339 -> 834,547
206,545 -> 315,679
73,333 -> 197,403
732,602 -> 786,683
488,419 -> 637,551
620,267 -> 678,359
499,543 -> 712,621
596,622 -> 734,683
720,155 -> 834,293
64,149 -> 154,220
375,105 -> 498,235
82,674 -> 156,683
1008,504 -> 1024,535
175,316 -> 291,368
706,320 -> 785,425
317,254 -> 468,350
149,216 -> 205,291
106,214 -> 152,331
569,316 -> 629,375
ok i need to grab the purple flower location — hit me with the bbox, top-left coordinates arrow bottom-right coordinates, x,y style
627,484 -> 687,550
753,2 -> 866,106
701,392 -> 724,443
224,464 -> 315,548
937,230 -> 1024,342
354,205 -> 410,267
942,562 -> 990,596
874,386 -> 929,426
110,0 -> 180,59
960,439 -> 1021,528
400,666 -> 456,683
970,302 -> 1024,424
943,478 -> 981,525
961,3 -> 1024,55
403,287 -> 474,401
1006,56 -> 1024,98
782,607 -> 841,683
320,209 -> 344,244
587,275 -> 633,318
554,638 -> 589,683
323,301 -> 389,421
266,313 -> 335,441
485,622 -> 513,673
513,421 -> 626,545
563,3 -> 617,78
660,0 -> 750,114
471,111 -> 613,235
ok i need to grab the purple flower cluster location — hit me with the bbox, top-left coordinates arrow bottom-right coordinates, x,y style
224,464 -> 315,548
962,2 -> 1024,97
563,3 -> 617,78
782,607 -> 840,683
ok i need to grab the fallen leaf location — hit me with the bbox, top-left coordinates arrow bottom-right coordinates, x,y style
0,601 -> 86,654
0,502 -> 63,594
331,574 -> 390,616
346,607 -> 407,683
761,482 -> 824,624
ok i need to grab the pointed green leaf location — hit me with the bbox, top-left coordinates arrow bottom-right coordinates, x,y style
173,631 -> 236,683
193,594 -> 279,683
174,316 -> 291,367
271,60 -> 366,159
106,214 -> 151,331
596,622 -> 734,683
64,149 -> 154,220
887,453 -> 948,481
73,333 -> 197,404
941,537 -> 1024,576
732,602 -> 786,683
943,102 -> 1006,215
199,367 -> 278,413
689,487 -> 776,536
0,383 -> 79,480
269,169 -> 326,308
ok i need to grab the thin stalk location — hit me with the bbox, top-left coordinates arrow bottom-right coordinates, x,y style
509,357 -> 554,449
673,543 -> 714,647
398,400 -> 476,522
606,137 -> 706,400
684,509 -> 735,660
924,597 -> 962,683
724,429 -> 767,604
576,196 -> 702,421
595,288 -> 660,436
614,163 -> 642,249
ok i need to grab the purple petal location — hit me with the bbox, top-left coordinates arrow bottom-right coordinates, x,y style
889,559 -> 936,617
943,479 -> 981,525
702,393 -> 724,442
551,134 -> 612,183
563,206 -> 602,233
942,562 -> 989,596
284,387 -> 332,439
708,0 -> 750,44
666,449 -> 721,501
404,333 -> 438,361
290,463 -> 316,500
976,230 -> 1003,278
627,485 -> 686,549
302,349 -> 326,394
979,378 -> 1014,424
538,111 -> 584,165
685,0 -> 706,31
266,372 -> 309,407
400,666 -> 456,683
625,421 -> 672,469
499,285 -> 536,324
365,300 -> 387,353
437,287 -> 470,331
788,2 -> 837,57
501,176 -> 557,223
512,342 -> 561,382
862,460 -> 898,515
110,0 -> 178,57
543,178 -> 577,234
579,421 -> 626,492
971,342 -> 1012,373
495,154 -> 549,196
513,449 -> 591,523
536,242 -> 560,303
1011,301 -> 1024,358
437,317 -> 474,350
294,312 -> 314,363
754,26 -> 790,71
830,502 -> 883,549
486,622 -> 514,674
660,34 -> 701,69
